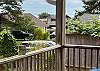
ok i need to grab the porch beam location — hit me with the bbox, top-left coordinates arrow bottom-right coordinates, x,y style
56,0 -> 66,45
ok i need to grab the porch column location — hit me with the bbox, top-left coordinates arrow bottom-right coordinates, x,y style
56,0 -> 66,45
56,0 -> 66,71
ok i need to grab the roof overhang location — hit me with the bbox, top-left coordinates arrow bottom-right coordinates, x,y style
46,0 -> 56,5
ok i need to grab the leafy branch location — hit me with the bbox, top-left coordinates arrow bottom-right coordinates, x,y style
67,17 -> 100,37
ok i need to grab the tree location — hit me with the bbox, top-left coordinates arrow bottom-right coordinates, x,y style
14,16 -> 36,33
30,28 -> 50,40
33,28 -> 44,40
0,0 -> 23,16
11,16 -> 50,40
0,29 -> 18,58
67,18 -> 100,37
38,12 -> 48,19
83,0 -> 100,13
75,0 -> 100,18
0,0 -> 23,29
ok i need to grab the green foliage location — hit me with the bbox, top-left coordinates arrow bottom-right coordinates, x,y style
83,0 -> 100,14
0,0 -> 23,16
0,0 -> 23,31
1,15 -> 36,33
75,0 -> 100,18
3,15 -> 49,40
10,16 -> 50,40
0,0 -> 24,36
42,32 -> 50,40
67,19 -> 81,33
31,28 -> 50,40
33,28 -> 43,40
0,29 -> 18,58
14,16 -> 36,33
38,12 -> 48,19
67,17 -> 100,37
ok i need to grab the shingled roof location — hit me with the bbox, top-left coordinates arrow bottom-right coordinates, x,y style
23,13 -> 48,28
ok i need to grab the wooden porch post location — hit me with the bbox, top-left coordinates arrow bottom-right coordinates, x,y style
56,0 -> 66,45
56,0 -> 66,71
18,45 -> 26,55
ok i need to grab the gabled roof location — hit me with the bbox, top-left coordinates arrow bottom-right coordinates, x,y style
48,14 -> 71,19
24,13 -> 48,28
79,13 -> 100,22
48,15 -> 56,19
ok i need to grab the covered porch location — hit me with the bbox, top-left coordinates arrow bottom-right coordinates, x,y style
0,0 -> 100,71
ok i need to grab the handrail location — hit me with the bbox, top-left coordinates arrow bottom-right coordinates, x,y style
0,44 -> 100,71
64,44 -> 100,70
1,44 -> 100,64
0,45 -> 61,65
64,44 -> 100,49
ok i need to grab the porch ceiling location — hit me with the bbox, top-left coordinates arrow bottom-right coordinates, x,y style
46,0 -> 56,5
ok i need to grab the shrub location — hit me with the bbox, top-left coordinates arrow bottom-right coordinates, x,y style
33,28 -> 44,40
67,17 -> 100,37
42,32 -> 50,40
0,29 -> 18,58
30,28 -> 50,40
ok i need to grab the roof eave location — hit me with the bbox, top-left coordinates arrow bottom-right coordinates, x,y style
46,0 -> 56,5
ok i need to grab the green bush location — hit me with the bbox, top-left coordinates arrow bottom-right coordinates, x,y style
67,17 -> 100,37
42,32 -> 50,40
0,29 -> 18,58
30,28 -> 50,40
33,28 -> 44,40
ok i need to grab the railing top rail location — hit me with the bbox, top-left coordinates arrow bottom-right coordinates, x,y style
0,45 -> 61,65
0,44 -> 100,65
64,44 -> 100,49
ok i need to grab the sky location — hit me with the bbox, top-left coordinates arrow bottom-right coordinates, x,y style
22,0 -> 84,17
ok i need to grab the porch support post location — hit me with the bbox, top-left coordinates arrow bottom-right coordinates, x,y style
56,0 -> 66,45
56,0 -> 66,71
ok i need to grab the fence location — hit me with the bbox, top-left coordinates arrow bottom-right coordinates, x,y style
66,34 -> 100,45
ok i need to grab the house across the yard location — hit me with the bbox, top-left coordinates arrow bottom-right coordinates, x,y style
79,13 -> 100,22
24,13 -> 48,32
46,14 -> 70,39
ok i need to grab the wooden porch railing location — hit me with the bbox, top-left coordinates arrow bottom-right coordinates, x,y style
64,44 -> 100,71
0,44 -> 100,71
0,45 -> 64,71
